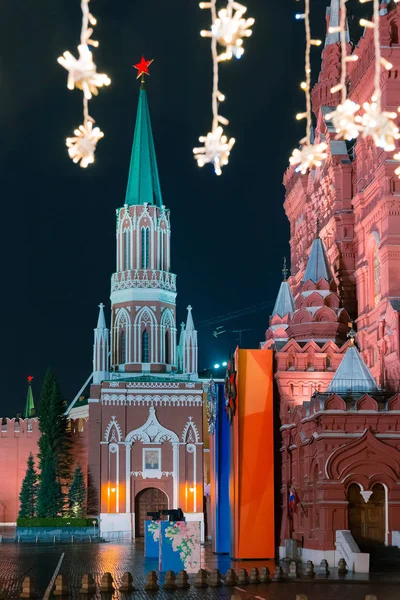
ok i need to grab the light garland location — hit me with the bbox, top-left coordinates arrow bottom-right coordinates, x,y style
194,0 -> 254,175
355,0 -> 399,151
289,0 -> 327,174
58,0 -> 110,167
325,0 -> 361,141
201,0 -> 254,60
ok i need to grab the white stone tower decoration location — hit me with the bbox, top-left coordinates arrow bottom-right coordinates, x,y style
93,303 -> 110,384
182,305 -> 198,376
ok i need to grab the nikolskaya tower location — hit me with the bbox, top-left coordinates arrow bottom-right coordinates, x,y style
84,63 -> 204,538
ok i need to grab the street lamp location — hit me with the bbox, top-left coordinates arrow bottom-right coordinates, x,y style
214,363 -> 220,369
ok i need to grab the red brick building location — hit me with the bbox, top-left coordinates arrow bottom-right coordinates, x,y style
263,0 -> 400,571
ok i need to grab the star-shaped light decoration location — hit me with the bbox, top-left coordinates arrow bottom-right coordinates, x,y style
58,44 -> 111,100
325,99 -> 362,141
356,102 -> 400,151
289,141 -> 328,174
193,126 -> 236,175
66,120 -> 104,169
134,56 -> 154,79
201,0 -> 254,59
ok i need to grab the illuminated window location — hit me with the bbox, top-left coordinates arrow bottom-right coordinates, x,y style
142,329 -> 149,363
141,228 -> 150,269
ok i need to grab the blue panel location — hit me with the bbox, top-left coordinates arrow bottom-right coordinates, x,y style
145,520 -> 160,558
214,382 -> 231,554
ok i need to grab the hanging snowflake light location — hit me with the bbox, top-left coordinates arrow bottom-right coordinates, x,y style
289,141 -> 328,175
355,0 -> 399,151
193,126 -> 235,175
326,99 -> 361,141
194,0 -> 252,175
356,102 -> 399,151
289,0 -> 325,174
58,0 -> 110,167
201,0 -> 255,59
324,0 -> 361,141
58,44 -> 110,100
66,121 -> 104,168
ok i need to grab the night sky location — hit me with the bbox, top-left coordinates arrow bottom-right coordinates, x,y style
0,0 -> 368,414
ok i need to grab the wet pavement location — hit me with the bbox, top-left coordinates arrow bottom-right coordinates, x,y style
0,542 -> 399,600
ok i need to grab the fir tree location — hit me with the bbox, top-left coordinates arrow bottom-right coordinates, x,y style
36,458 -> 63,518
38,368 -> 71,480
68,465 -> 87,517
18,453 -> 38,518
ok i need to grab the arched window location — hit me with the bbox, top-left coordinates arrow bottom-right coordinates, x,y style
373,243 -> 381,306
160,230 -> 164,271
326,356 -> 332,370
124,229 -> 131,270
142,329 -> 149,363
165,330 -> 170,364
119,331 -> 126,364
141,228 -> 150,269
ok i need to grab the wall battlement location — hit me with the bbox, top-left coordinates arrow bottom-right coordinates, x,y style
0,417 -> 39,436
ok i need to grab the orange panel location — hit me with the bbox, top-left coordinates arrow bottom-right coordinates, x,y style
231,349 -> 274,559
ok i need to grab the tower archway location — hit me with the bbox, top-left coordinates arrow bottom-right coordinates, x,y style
134,487 -> 168,537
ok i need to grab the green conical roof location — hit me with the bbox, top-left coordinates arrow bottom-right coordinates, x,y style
24,383 -> 35,418
125,87 -> 163,207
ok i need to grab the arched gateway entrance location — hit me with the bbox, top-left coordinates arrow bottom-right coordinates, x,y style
135,488 -> 168,537
347,484 -> 385,549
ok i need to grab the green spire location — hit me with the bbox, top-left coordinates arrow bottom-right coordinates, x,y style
125,87 -> 163,207
25,378 -> 35,418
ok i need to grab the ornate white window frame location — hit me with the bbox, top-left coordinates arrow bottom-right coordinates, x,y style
142,447 -> 162,479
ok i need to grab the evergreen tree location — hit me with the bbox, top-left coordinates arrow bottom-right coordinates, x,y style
38,368 -> 72,481
36,458 -> 63,518
18,453 -> 38,518
68,465 -> 86,517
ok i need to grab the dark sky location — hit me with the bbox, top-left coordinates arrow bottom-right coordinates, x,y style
0,0 -> 367,414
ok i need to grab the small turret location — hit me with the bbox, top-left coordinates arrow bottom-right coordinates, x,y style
24,376 -> 35,418
263,258 -> 295,349
182,306 -> 198,377
93,303 -> 109,385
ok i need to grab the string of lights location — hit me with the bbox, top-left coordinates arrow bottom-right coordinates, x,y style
289,0 -> 328,174
355,0 -> 399,151
193,0 -> 254,176
58,0 -> 111,168
325,0 -> 361,141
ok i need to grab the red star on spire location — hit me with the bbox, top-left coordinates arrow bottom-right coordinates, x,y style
133,56 -> 154,79
27,375 -> 33,383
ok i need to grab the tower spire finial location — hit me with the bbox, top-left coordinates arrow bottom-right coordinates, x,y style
282,257 -> 288,281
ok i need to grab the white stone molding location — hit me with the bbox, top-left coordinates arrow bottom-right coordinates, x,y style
182,417 -> 200,443
125,407 -> 180,507
187,443 -> 197,512
101,393 -> 202,407
125,406 -> 179,445
104,416 -> 123,443
109,442 -> 119,512
360,491 -> 373,503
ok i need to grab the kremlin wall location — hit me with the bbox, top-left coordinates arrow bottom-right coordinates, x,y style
4,0 -> 400,575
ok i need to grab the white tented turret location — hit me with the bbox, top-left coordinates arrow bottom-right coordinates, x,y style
93,303 -> 110,384
183,306 -> 198,377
